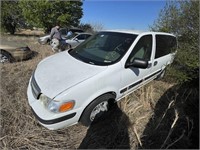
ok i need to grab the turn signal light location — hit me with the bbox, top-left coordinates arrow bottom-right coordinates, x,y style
59,101 -> 75,112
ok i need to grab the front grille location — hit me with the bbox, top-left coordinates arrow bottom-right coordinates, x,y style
31,73 -> 41,99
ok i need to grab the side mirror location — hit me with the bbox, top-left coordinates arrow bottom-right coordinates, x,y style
125,58 -> 148,69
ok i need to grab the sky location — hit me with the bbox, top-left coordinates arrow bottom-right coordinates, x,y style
81,0 -> 166,31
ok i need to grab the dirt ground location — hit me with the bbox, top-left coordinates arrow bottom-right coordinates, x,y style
0,34 -> 199,149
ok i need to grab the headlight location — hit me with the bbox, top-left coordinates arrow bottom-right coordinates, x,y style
39,94 -> 75,113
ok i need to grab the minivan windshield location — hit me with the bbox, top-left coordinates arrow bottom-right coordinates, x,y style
69,32 -> 137,65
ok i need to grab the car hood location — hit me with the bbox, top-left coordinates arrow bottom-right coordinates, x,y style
65,39 -> 72,42
34,51 -> 107,98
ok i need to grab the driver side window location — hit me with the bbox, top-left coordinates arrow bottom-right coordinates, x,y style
127,35 -> 152,63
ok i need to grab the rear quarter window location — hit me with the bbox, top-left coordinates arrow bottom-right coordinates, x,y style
155,35 -> 177,58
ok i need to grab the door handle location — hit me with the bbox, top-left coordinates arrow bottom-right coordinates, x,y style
154,61 -> 158,66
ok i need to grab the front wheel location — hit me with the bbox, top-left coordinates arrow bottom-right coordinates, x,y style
80,94 -> 115,126
90,101 -> 108,121
0,50 -> 12,63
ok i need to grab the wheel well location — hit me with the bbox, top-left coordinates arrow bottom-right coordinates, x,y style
66,43 -> 71,48
1,49 -> 9,53
107,92 -> 117,103
95,92 -> 116,103
78,91 -> 117,122
0,49 -> 13,57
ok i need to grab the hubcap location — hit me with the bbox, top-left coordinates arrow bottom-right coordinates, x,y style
90,101 -> 108,121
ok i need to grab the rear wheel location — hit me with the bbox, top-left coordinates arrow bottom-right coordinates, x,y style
64,43 -> 71,50
58,43 -> 71,51
80,93 -> 115,126
156,69 -> 166,80
47,39 -> 51,45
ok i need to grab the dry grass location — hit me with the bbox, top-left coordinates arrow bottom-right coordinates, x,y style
121,82 -> 199,149
0,35 -> 88,149
15,28 -> 45,36
0,34 -> 198,149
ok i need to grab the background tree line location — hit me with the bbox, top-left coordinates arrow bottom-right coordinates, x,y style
1,0 -> 104,34
150,0 -> 199,84
1,0 -> 199,83
1,0 -> 94,34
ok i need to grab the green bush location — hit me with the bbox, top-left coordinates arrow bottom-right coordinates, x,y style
151,0 -> 199,83
1,1 -> 24,34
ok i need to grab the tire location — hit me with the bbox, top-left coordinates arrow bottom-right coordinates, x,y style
47,39 -> 53,45
65,44 -> 71,50
0,50 -> 13,63
80,93 -> 115,126
60,43 -> 71,51
156,69 -> 166,80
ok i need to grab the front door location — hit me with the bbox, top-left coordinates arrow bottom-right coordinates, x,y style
120,34 -> 153,96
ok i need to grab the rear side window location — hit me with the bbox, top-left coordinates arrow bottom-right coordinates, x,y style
155,35 -> 177,58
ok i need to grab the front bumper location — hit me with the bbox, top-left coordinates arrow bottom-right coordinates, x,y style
31,107 -> 76,125
27,78 -> 82,130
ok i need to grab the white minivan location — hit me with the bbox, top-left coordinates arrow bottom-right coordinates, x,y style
27,30 -> 177,130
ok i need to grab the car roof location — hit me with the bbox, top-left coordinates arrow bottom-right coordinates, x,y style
74,32 -> 92,35
101,29 -> 176,37
102,29 -> 145,34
